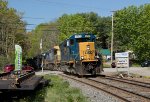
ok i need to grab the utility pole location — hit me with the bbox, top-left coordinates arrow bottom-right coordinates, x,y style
111,11 -> 114,65
40,39 -> 43,73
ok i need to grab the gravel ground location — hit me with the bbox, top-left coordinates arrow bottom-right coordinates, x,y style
35,67 -> 150,77
61,76 -> 121,102
35,70 -> 63,75
91,77 -> 150,98
103,67 -> 150,77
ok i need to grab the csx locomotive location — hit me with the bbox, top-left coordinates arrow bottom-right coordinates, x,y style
59,33 -> 103,76
42,46 -> 61,70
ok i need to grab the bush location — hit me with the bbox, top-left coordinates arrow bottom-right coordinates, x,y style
0,55 -> 9,70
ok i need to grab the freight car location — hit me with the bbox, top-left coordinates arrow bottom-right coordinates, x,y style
26,55 -> 42,70
59,33 -> 103,76
42,46 -> 61,70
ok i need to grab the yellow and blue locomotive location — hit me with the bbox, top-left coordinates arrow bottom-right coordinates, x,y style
42,46 -> 61,70
59,33 -> 103,76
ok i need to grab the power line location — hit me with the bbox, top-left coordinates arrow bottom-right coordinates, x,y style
35,0 -> 110,11
22,17 -> 45,19
0,21 -> 35,25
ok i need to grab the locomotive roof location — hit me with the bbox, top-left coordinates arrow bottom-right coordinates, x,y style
59,33 -> 96,46
69,33 -> 96,39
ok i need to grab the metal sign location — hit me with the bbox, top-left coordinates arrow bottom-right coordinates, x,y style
115,52 -> 129,68
15,45 -> 22,71
115,52 -> 128,57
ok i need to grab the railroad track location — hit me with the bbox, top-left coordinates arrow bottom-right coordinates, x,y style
94,76 -> 150,98
104,76 -> 150,88
60,74 -> 150,102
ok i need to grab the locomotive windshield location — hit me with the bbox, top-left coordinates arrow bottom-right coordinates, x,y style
76,38 -> 91,43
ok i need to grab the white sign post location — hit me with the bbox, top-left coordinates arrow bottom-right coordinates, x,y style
115,52 -> 129,75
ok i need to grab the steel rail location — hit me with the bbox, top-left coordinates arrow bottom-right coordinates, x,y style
88,78 -> 150,100
100,76 -> 150,88
106,75 -> 150,85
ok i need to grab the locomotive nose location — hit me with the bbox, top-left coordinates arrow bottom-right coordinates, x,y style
79,42 -> 95,61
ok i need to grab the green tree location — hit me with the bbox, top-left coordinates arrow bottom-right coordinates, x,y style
77,12 -> 111,49
27,22 -> 59,58
57,14 -> 94,41
0,0 -> 26,67
96,16 -> 111,49
114,4 -> 150,61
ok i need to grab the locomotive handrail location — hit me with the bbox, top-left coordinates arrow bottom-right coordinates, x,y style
74,53 -> 79,60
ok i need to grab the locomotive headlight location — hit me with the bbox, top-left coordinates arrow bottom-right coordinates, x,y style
81,56 -> 84,60
96,55 -> 100,59
86,45 -> 90,50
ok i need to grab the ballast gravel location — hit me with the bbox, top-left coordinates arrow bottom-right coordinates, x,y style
36,70 -> 150,102
62,77 -> 121,102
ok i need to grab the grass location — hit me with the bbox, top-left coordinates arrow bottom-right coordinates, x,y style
103,63 -> 111,68
131,63 -> 140,67
0,70 -> 2,73
45,75 -> 87,102
16,75 -> 87,102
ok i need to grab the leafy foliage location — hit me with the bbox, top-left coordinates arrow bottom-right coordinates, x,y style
57,14 -> 94,41
57,12 -> 111,48
77,12 -> 111,49
0,0 -> 26,67
114,4 -> 150,61
27,22 -> 60,58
